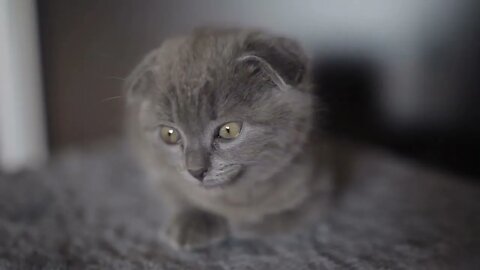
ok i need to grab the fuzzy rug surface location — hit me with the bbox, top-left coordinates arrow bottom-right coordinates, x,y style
0,141 -> 479,269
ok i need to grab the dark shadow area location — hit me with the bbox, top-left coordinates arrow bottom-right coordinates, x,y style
314,57 -> 480,180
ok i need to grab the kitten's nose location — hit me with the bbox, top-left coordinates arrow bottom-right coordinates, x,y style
188,168 -> 207,181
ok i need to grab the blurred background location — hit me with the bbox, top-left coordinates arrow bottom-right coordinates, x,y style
1,0 -> 479,180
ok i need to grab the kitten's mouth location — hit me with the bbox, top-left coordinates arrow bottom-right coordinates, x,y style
200,168 -> 243,189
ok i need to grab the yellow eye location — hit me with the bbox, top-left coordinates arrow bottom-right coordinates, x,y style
160,126 -> 180,144
218,122 -> 242,139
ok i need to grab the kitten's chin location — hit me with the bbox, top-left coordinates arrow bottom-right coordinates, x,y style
200,167 -> 243,189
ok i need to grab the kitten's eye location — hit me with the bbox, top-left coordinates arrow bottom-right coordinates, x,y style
160,126 -> 180,144
218,122 -> 242,140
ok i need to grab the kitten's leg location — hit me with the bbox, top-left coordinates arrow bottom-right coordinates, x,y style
230,194 -> 330,239
230,209 -> 303,239
163,209 -> 228,250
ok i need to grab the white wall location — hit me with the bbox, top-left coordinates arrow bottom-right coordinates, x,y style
0,0 -> 47,171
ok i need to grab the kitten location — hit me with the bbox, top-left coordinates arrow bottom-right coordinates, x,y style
125,28 -> 336,250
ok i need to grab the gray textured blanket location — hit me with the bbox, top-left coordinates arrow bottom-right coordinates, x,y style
0,141 -> 479,269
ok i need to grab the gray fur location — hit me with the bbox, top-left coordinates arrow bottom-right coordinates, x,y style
125,29 -> 330,250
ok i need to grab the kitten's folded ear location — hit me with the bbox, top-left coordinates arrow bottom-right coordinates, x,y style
124,50 -> 158,105
240,32 -> 308,87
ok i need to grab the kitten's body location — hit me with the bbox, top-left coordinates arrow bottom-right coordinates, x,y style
126,29 -> 336,249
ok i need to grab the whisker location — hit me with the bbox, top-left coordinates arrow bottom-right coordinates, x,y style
106,76 -> 127,81
101,96 -> 123,103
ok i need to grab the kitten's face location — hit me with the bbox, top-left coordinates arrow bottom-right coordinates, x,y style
128,30 -> 313,188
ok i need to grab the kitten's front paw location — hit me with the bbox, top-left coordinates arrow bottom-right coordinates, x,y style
163,210 -> 228,250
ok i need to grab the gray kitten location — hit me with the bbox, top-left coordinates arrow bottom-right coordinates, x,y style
125,28 -> 336,250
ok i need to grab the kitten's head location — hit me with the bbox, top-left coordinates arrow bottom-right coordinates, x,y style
126,29 -> 314,188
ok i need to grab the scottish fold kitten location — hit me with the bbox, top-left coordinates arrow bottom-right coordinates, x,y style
125,28 -> 336,250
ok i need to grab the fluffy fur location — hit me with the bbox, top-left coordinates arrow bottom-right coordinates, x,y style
125,29 -> 332,250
